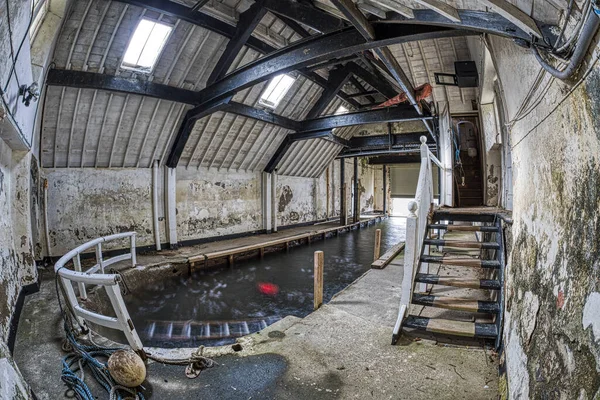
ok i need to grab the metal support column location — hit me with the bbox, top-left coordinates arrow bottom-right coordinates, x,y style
383,164 -> 388,215
353,157 -> 359,223
271,171 -> 278,232
340,159 -> 347,226
262,172 -> 272,232
165,167 -> 178,249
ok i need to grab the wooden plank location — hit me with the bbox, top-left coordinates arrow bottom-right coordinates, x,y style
438,257 -> 482,267
188,216 -> 384,264
371,241 -> 405,269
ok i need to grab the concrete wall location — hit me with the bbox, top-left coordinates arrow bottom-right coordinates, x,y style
489,34 -> 600,398
46,168 -> 157,255
177,167 -> 262,241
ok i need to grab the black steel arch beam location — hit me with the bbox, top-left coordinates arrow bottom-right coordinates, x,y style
302,105 -> 430,133
306,66 -> 352,120
346,62 -> 397,99
348,132 -> 429,149
264,130 -> 349,173
207,1 -> 268,85
45,69 -> 199,104
166,97 -> 233,166
264,64 -> 352,174
223,102 -> 300,130
189,25 -> 472,109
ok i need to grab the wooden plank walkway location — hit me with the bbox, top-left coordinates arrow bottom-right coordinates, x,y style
371,241 -> 406,269
188,215 -> 386,268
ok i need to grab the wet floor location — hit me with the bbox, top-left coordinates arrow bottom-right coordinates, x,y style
120,218 -> 406,347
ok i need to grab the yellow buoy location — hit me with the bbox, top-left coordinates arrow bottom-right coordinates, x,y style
107,350 -> 146,388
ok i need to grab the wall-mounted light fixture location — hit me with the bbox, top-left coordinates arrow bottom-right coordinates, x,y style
19,82 -> 40,107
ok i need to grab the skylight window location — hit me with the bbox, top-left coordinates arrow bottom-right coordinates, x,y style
259,74 -> 296,109
122,19 -> 173,73
335,105 -> 349,115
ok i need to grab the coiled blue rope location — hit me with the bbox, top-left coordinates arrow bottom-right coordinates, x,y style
60,322 -> 146,400
56,269 -> 145,400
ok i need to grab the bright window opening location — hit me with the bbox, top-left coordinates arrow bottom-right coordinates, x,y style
335,105 -> 349,115
122,19 -> 173,73
259,74 -> 296,109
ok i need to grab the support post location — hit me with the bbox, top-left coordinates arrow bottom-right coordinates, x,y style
331,161 -> 336,217
165,167 -> 178,249
326,167 -> 330,219
374,229 -> 382,261
314,251 -> 324,310
262,172 -> 272,232
152,160 -> 162,251
271,171 -> 278,232
353,157 -> 359,223
340,160 -> 347,226
382,164 -> 388,215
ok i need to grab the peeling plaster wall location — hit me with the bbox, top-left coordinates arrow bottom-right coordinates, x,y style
0,139 -> 20,343
480,103 -> 502,206
490,34 -> 600,398
277,174 -> 320,226
46,168 -> 157,255
176,167 -> 262,241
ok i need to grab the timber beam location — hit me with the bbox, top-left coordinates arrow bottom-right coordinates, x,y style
301,105 -> 430,133
264,130 -> 348,173
223,102 -> 300,130
207,0 -> 268,85
306,66 -> 352,119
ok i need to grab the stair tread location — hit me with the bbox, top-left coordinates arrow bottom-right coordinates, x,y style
424,239 -> 499,249
415,273 -> 501,290
412,294 -> 500,313
404,315 -> 498,338
421,255 -> 501,268
428,224 -> 499,232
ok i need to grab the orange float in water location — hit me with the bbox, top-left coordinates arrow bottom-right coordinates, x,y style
257,282 -> 279,296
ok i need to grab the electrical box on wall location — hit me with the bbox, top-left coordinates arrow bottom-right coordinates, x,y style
434,61 -> 479,88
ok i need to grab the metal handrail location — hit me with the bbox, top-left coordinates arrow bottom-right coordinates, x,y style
392,136 -> 439,344
55,232 -> 143,352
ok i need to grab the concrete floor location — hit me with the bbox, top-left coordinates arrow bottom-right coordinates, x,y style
14,226 -> 498,399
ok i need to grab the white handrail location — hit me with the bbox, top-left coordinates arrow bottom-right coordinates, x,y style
392,136 -> 439,344
55,232 -> 143,352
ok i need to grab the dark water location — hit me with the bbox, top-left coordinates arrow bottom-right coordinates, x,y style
122,218 -> 406,348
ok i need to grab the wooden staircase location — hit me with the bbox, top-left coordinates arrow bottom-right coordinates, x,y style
395,211 -> 506,347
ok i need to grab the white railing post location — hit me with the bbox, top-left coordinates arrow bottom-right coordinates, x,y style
55,232 -> 143,352
130,233 -> 137,267
73,254 -> 87,300
105,285 -> 144,352
95,243 -> 104,273
392,200 -> 419,342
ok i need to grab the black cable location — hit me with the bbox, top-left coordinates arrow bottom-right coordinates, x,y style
2,0 -> 36,93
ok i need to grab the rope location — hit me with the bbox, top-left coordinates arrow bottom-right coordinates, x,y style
60,320 -> 146,400
55,268 -> 217,399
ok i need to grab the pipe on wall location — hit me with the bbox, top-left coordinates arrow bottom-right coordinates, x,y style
532,9 -> 600,80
